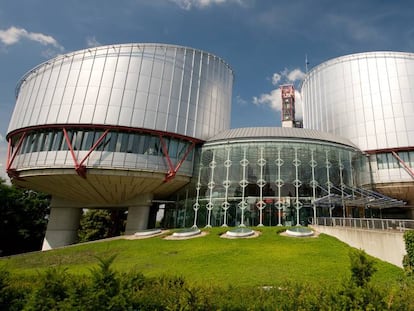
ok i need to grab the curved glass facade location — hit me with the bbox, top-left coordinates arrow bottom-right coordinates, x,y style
11,127 -> 196,175
167,135 -> 367,228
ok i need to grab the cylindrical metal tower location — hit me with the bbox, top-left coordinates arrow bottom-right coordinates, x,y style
301,51 -> 414,204
6,43 -> 233,248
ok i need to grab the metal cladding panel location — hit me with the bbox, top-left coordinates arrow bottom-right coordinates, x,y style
8,43 -> 233,141
206,126 -> 358,149
301,51 -> 414,152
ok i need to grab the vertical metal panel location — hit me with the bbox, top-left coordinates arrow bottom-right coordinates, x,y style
9,43 -> 233,146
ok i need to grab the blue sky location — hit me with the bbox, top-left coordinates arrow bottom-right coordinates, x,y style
1,0 -> 414,180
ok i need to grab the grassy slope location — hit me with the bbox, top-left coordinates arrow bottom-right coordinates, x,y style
0,227 -> 404,287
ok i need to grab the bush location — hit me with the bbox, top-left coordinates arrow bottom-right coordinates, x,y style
349,248 -> 377,287
404,230 -> 414,275
3,254 -> 414,310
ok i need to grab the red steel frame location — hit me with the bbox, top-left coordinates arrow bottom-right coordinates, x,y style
6,124 -> 202,182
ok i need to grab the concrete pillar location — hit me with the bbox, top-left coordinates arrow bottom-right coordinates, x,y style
125,194 -> 153,235
42,207 -> 82,250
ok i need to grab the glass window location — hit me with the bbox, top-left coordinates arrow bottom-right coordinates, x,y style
132,133 -> 142,154
168,139 -> 178,158
82,131 -> 96,150
399,151 -> 410,167
38,133 -> 47,152
119,132 -> 129,153
53,131 -> 64,151
108,132 -> 118,152
46,131 -> 55,151
126,134 -> 135,153
97,131 -> 110,151
376,153 -> 388,170
387,153 -> 399,169
72,131 -> 83,150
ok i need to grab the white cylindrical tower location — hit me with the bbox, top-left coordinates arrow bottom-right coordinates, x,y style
301,51 -> 414,204
6,43 -> 233,248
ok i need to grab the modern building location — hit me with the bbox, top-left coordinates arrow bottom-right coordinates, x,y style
301,51 -> 414,211
5,46 -> 413,249
186,127 -> 368,228
5,43 -> 233,249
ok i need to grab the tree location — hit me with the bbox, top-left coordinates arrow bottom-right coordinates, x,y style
78,209 -> 126,242
0,179 -> 50,256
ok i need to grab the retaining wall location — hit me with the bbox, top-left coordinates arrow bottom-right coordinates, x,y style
311,225 -> 406,268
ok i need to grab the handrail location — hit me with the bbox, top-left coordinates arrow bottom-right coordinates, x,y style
312,217 -> 414,232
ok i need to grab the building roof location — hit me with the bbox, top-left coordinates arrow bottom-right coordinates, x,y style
206,127 -> 359,149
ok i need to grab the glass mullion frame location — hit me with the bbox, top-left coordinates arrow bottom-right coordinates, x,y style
73,130 -> 84,150
38,132 -> 47,152
108,132 -> 118,152
21,133 -> 32,154
126,133 -> 134,153
30,133 -> 40,153
82,131 -> 95,150
387,153 -> 398,169
168,138 -> 178,158
119,132 -> 129,153
131,133 -> 141,154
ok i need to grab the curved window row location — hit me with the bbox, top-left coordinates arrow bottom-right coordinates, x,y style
376,151 -> 414,170
15,129 -> 195,162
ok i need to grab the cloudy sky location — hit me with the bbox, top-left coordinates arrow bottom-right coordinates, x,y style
1,0 -> 414,180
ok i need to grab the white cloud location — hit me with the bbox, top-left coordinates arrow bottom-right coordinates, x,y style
287,68 -> 305,82
271,68 -> 305,85
253,88 -> 281,110
86,36 -> 101,48
253,67 -> 306,122
169,0 -> 247,10
0,26 -> 64,51
253,88 -> 303,121
271,73 -> 281,86
236,95 -> 248,106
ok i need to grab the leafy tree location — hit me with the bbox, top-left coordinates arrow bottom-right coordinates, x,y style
77,209 -> 126,242
0,179 -> 50,256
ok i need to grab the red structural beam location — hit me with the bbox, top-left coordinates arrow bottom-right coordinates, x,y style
391,151 -> 414,179
159,135 -> 197,182
62,128 -> 111,178
62,128 -> 82,176
6,124 -> 202,181
6,133 -> 26,179
78,129 -> 110,168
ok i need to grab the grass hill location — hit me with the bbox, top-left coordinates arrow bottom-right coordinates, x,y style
0,227 -> 404,288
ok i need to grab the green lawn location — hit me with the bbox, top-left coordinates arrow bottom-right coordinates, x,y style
1,227 -> 404,287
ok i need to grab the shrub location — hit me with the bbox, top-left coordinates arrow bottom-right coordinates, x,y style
404,230 -> 414,275
349,248 -> 377,287
23,268 -> 72,310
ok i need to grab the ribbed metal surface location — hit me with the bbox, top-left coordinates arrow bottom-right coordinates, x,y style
8,43 -> 233,141
301,51 -> 414,152
206,127 -> 358,148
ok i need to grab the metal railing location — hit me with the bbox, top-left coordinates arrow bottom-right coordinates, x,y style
313,217 -> 414,232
